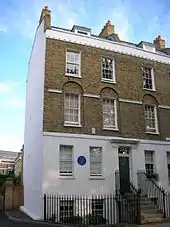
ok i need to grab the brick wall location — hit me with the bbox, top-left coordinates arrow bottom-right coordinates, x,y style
43,39 -> 170,140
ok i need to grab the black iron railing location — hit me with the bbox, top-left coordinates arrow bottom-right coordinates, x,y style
137,171 -> 166,218
44,193 -> 141,225
114,171 -> 141,224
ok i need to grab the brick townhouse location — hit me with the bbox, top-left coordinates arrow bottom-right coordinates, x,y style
22,6 -> 170,221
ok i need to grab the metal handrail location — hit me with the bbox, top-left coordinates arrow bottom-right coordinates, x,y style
137,171 -> 166,218
144,172 -> 165,193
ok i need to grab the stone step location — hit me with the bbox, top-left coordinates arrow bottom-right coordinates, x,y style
141,217 -> 164,224
141,213 -> 164,224
141,203 -> 156,209
140,200 -> 154,205
141,209 -> 160,214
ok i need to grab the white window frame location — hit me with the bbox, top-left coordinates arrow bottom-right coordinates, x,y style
142,67 -> 155,91
64,93 -> 81,127
167,152 -> 170,185
59,145 -> 73,176
144,104 -> 158,134
89,147 -> 102,177
65,50 -> 81,77
103,98 -> 118,130
101,57 -> 115,83
144,150 -> 155,174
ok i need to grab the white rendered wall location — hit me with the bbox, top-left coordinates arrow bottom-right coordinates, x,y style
139,141 -> 170,191
42,132 -> 170,196
22,20 -> 46,220
42,134 -> 118,195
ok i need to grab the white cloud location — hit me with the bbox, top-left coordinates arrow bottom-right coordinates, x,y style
0,82 -> 12,93
0,81 -> 21,93
0,134 -> 23,152
0,0 -> 133,41
0,80 -> 25,109
1,98 -> 25,109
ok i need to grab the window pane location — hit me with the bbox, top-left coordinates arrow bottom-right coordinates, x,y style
145,164 -> 154,174
66,51 -> 80,76
90,147 -> 102,176
64,93 -> 80,124
92,199 -> 104,216
142,67 -> 153,90
66,63 -> 79,75
103,99 -> 116,128
67,51 -> 79,64
145,150 -> 154,162
60,200 -> 74,219
60,145 -> 73,175
101,58 -> 113,80
144,105 -> 156,132
90,163 -> 102,175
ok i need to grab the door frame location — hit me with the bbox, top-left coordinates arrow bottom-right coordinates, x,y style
118,146 -> 133,183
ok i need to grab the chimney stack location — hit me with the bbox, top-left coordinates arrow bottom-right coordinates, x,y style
99,20 -> 120,42
99,20 -> 115,37
153,35 -> 165,49
39,6 -> 51,31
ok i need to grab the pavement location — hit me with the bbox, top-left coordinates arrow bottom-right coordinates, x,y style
1,210 -> 170,227
0,211 -> 60,226
0,212 -> 38,226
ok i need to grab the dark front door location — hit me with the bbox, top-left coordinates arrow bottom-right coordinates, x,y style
119,156 -> 130,194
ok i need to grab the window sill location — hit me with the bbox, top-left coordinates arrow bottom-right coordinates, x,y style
143,88 -> 156,92
64,124 -> 82,128
65,73 -> 81,78
103,127 -> 119,131
146,131 -> 159,135
89,176 -> 105,180
101,79 -> 116,84
58,176 -> 75,179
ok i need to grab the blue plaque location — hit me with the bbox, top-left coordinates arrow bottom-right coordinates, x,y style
77,156 -> 86,166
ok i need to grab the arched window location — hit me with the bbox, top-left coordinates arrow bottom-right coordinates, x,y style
100,87 -> 118,130
62,82 -> 83,126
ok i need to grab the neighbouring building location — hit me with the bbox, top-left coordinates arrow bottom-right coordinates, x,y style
0,150 -> 18,175
14,152 -> 22,177
22,6 -> 170,222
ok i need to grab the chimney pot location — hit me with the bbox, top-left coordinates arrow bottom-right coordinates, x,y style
44,6 -> 48,11
99,20 -> 116,38
153,35 -> 165,49
107,20 -> 111,26
39,6 -> 51,30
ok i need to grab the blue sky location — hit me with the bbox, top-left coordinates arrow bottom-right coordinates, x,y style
0,0 -> 170,152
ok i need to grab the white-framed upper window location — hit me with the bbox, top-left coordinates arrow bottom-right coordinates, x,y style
66,50 -> 81,77
59,145 -> 73,176
145,150 -> 155,174
142,67 -> 155,90
101,57 -> 115,82
167,152 -> 170,184
64,93 -> 81,126
103,98 -> 117,129
144,104 -> 158,134
90,147 -> 102,176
